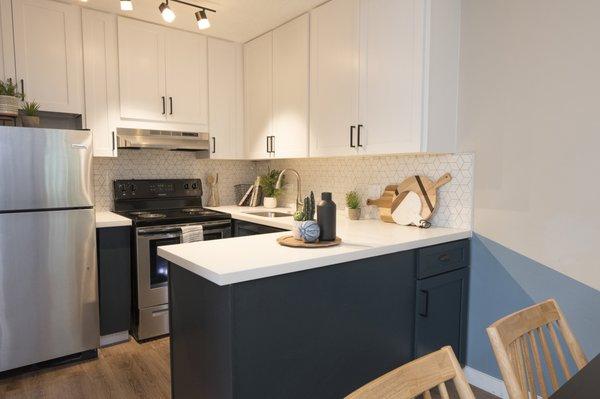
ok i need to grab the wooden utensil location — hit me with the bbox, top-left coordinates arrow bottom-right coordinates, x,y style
366,185 -> 399,223
391,173 -> 452,222
391,191 -> 423,226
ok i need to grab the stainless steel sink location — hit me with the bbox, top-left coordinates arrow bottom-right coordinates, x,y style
244,211 -> 293,218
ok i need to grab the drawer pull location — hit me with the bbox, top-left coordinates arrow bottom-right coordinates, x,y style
438,254 -> 451,262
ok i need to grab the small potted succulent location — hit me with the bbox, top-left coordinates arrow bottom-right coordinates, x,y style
0,80 -> 22,117
345,191 -> 361,220
21,101 -> 40,127
295,191 -> 320,243
259,169 -> 284,209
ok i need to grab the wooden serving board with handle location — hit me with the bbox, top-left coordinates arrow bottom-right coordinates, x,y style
366,184 -> 399,223
391,173 -> 452,222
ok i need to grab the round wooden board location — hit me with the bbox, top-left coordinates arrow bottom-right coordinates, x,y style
277,235 -> 342,248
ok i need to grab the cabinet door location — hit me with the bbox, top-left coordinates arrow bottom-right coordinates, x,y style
82,9 -> 120,157
244,32 -> 273,160
414,268 -> 469,364
309,0 -> 360,157
12,0 -> 84,113
118,17 -> 166,122
208,38 -> 244,159
165,29 -> 208,127
359,0 -> 424,154
272,14 -> 309,159
0,0 -> 15,82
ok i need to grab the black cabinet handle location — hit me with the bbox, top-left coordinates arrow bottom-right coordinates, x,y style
212,137 -> 216,153
438,254 -> 451,262
266,136 -> 270,153
270,136 -> 275,153
161,96 -> 166,115
112,131 -> 116,152
418,290 -> 429,317
350,126 -> 356,148
20,79 -> 25,101
357,124 -> 363,147
169,97 -> 173,115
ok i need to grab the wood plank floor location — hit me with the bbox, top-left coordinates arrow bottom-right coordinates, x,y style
0,338 -> 498,398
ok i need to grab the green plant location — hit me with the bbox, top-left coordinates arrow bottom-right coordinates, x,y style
345,191 -> 360,209
21,101 -> 40,117
259,169 -> 284,198
293,211 -> 305,221
301,191 -> 315,221
0,80 -> 22,98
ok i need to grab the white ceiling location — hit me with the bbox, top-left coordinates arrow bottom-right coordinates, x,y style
69,0 -> 325,42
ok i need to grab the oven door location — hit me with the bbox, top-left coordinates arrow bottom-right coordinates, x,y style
136,228 -> 181,309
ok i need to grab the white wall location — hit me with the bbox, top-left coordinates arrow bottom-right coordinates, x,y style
459,0 -> 600,290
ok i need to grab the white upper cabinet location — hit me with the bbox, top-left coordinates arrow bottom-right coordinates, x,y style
208,38 -> 244,159
244,32 -> 273,160
272,14 -> 309,159
118,17 -> 166,122
117,17 -> 208,130
359,0 -> 424,154
310,0 -> 460,156
165,30 -> 208,126
309,0 -> 360,157
0,0 -> 15,82
82,8 -> 120,157
244,14 -> 309,160
12,0 -> 84,114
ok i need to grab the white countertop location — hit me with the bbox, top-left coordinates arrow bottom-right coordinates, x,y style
95,211 -> 132,228
158,205 -> 471,286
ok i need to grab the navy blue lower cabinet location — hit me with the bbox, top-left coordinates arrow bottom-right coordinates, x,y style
414,263 -> 469,364
232,219 -> 287,236
96,227 -> 131,336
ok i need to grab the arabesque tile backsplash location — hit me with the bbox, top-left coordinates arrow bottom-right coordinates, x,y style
93,150 -> 473,229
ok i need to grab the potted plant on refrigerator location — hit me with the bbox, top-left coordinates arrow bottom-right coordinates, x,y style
345,191 -> 361,220
21,101 -> 40,127
0,80 -> 22,118
259,169 -> 284,209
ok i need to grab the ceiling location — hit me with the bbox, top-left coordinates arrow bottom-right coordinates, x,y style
68,0 -> 325,42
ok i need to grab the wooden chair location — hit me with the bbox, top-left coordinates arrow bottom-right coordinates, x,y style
345,346 -> 475,399
487,299 -> 588,399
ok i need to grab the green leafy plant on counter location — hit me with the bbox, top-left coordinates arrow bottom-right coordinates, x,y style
293,210 -> 305,221
300,191 -> 315,221
21,101 -> 40,116
0,80 -> 22,98
346,191 -> 360,209
259,169 -> 285,198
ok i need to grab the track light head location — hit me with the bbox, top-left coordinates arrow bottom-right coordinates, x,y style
159,2 -> 176,23
195,9 -> 210,30
120,0 -> 133,11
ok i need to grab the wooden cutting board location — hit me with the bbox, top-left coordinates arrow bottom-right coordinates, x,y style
366,184 -> 399,223
391,173 -> 452,221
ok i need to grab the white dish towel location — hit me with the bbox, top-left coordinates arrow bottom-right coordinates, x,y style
180,225 -> 204,243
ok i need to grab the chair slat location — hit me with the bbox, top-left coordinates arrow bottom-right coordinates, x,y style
538,325 -> 559,391
547,322 -> 571,380
528,330 -> 548,398
513,339 -> 527,393
520,336 -> 537,399
423,390 -> 432,399
438,382 -> 450,399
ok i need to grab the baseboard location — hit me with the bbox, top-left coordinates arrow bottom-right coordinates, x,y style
463,366 -> 509,398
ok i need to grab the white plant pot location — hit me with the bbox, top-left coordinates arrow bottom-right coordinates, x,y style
263,197 -> 277,209
0,95 -> 19,116
347,208 -> 361,220
292,221 -> 303,240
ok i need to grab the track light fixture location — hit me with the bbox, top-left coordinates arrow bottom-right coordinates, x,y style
195,9 -> 210,30
120,0 -> 133,11
148,0 -> 215,29
159,1 -> 176,23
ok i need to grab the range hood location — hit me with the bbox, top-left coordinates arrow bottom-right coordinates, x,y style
116,128 -> 210,153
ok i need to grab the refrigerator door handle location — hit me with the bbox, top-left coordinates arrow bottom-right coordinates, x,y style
71,143 -> 88,150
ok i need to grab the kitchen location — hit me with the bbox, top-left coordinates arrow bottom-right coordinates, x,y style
1,1 -> 600,399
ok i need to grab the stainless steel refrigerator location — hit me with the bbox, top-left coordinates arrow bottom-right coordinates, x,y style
0,127 -> 99,373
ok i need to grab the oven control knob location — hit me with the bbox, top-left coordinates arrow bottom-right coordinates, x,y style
184,183 -> 190,190
130,184 -> 136,192
192,182 -> 198,189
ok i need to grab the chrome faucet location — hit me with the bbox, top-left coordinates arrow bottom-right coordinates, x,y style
275,168 -> 302,213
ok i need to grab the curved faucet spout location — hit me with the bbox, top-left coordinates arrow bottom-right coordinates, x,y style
276,168 -> 302,212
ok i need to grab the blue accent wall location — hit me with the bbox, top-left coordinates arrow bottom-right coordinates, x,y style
467,234 -> 600,378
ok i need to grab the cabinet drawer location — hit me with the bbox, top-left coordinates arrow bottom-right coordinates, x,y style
417,240 -> 469,279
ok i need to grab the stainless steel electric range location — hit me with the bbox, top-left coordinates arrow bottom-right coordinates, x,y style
113,179 -> 231,341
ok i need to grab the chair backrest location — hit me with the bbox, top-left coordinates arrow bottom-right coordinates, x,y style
486,299 -> 588,399
345,346 -> 475,399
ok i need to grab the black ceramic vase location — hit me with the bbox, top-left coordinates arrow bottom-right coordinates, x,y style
317,192 -> 336,241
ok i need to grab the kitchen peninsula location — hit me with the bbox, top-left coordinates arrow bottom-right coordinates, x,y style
158,208 -> 471,398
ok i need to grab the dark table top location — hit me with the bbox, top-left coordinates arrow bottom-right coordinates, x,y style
550,354 -> 600,398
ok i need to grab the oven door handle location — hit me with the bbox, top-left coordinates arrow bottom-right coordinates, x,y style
138,232 -> 182,240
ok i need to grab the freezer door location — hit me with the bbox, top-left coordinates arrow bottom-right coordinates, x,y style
0,209 -> 99,372
0,127 -> 93,211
